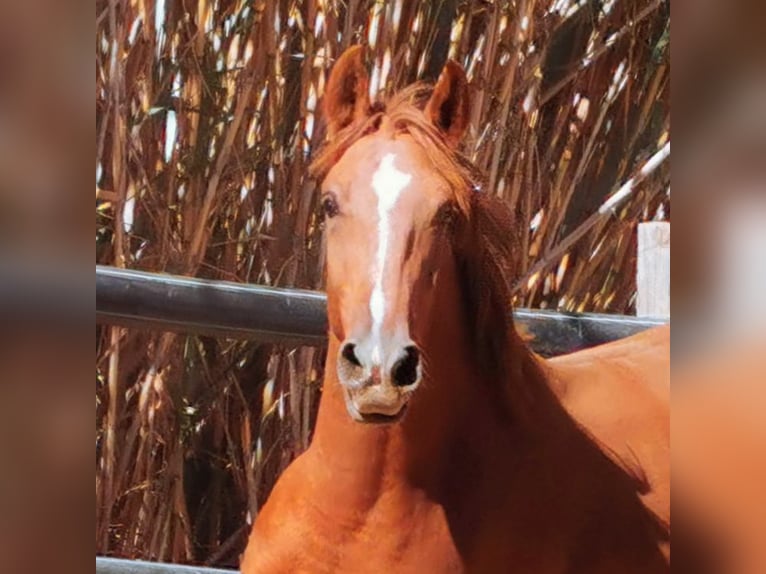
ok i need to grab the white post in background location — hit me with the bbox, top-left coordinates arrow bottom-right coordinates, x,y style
637,222 -> 670,318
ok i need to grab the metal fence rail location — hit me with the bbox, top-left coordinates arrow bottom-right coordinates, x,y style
96,265 -> 666,356
96,265 -> 327,345
97,558 -> 235,574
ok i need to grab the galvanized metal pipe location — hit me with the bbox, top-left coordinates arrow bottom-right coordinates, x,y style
96,266 -> 665,356
96,558 -> 235,574
96,265 -> 328,345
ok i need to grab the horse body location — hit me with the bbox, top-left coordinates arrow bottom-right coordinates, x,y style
241,46 -> 670,573
243,331 -> 670,573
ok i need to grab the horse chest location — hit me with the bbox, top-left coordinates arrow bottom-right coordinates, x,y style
244,483 -> 464,573
244,465 -> 668,574
315,514 -> 465,574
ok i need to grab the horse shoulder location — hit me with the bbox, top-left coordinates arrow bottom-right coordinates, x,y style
241,453 -> 329,574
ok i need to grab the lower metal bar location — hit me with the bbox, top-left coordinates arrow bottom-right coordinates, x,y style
96,558 -> 235,574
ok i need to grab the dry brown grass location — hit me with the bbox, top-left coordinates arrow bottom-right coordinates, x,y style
96,0 -> 669,566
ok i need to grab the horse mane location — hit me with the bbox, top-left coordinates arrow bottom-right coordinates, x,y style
310,83 -> 528,396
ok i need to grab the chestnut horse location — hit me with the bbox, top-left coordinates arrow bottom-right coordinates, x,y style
241,47 -> 670,573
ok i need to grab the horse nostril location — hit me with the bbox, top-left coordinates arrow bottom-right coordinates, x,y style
341,342 -> 362,368
391,346 -> 420,387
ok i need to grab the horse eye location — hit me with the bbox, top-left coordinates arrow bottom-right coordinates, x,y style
321,193 -> 340,218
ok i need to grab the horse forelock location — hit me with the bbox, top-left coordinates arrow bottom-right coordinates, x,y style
309,84 -> 478,211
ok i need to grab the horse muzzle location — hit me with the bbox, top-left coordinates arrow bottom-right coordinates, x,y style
343,380 -> 411,423
337,337 -> 421,423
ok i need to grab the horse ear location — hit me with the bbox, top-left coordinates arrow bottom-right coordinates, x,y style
424,60 -> 470,147
323,46 -> 371,137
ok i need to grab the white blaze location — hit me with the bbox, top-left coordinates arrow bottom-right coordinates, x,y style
369,153 -> 411,363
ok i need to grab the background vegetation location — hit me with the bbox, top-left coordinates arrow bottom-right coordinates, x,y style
96,0 -> 669,566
